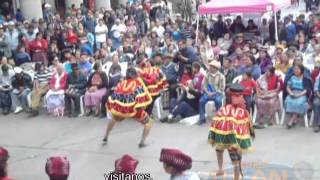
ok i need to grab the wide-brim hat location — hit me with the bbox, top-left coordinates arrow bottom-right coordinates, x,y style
115,154 -> 139,174
209,60 -> 221,69
160,148 -> 192,171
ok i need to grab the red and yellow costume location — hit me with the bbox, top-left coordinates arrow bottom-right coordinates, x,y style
139,66 -> 168,97
107,77 -> 152,123
208,104 -> 254,152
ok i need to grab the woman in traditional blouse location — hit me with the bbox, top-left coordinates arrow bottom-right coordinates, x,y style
285,64 -> 312,129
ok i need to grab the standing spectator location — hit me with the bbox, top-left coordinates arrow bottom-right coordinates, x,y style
230,16 -> 245,34
15,9 -> 23,22
65,63 -> 87,118
152,20 -> 165,39
284,16 -> 296,44
95,19 -> 108,50
11,67 -> 32,114
45,156 -> 70,180
5,21 -> 19,57
29,32 -> 48,66
25,25 -> 36,41
84,12 -> 96,34
45,64 -> 68,116
0,24 -> 11,58
199,61 -> 225,125
29,63 -> 52,117
84,63 -> 108,116
0,147 -> 15,180
135,5 -> 146,36
0,65 -> 14,115
259,18 -> 270,43
212,15 -> 228,40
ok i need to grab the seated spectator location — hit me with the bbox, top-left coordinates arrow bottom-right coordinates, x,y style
179,64 -> 192,86
106,154 -> 139,180
84,63 -> 108,116
48,56 -> 61,73
29,63 -> 52,117
275,53 -> 291,74
14,45 -> 31,66
255,67 -> 282,128
45,156 -> 70,180
45,64 -> 68,116
285,64 -> 312,129
257,46 -> 273,74
65,63 -> 87,118
161,62 -> 204,123
0,147 -> 15,180
160,148 -> 200,180
199,61 -> 225,125
222,57 -> 238,85
0,65 -> 14,115
161,54 -> 178,97
239,71 -> 256,111
11,67 -> 33,114
240,56 -> 261,80
313,75 -> 320,132
78,52 -> 92,76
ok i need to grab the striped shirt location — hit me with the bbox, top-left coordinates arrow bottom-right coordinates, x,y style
34,69 -> 52,86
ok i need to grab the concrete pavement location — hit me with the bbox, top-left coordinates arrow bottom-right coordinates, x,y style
0,112 -> 319,180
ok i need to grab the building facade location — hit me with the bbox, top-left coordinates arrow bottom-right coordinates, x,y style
4,0 -> 128,20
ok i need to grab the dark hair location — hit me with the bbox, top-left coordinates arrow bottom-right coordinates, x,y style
93,63 -> 101,71
35,62 -> 43,72
249,56 -> 256,64
294,64 -> 305,75
245,71 -> 252,77
192,62 -> 201,71
223,57 -> 232,63
267,66 -> 276,75
126,67 -> 137,79
1,64 -> 9,72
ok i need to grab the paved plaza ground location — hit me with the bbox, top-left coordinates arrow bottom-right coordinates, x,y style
0,112 -> 319,180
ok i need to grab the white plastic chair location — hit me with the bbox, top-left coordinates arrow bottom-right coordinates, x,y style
280,109 -> 309,128
154,97 -> 162,120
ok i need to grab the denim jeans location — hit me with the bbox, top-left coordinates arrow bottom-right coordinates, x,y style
313,97 -> 320,127
199,93 -> 223,122
169,98 -> 197,118
11,88 -> 31,110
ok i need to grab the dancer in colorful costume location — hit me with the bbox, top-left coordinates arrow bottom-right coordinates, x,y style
103,67 -> 153,148
137,56 -> 168,118
208,83 -> 255,180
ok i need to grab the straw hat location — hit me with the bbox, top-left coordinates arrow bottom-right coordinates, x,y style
209,60 -> 221,69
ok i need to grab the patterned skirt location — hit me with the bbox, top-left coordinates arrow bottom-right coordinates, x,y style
256,93 -> 281,117
107,78 -> 152,123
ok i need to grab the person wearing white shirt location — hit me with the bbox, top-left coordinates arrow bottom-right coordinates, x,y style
152,20 -> 165,38
95,19 -> 108,49
111,19 -> 127,35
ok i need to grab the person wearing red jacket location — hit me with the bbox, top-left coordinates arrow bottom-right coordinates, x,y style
29,32 -> 48,66
45,64 -> 68,116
